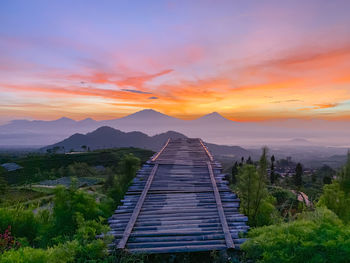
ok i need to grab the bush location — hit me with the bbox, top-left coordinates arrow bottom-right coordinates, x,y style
241,208 -> 350,263
0,241 -> 77,263
0,207 -> 39,245
0,226 -> 21,254
318,182 -> 350,223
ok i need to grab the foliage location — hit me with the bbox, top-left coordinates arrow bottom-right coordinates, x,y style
0,226 -> 21,254
1,148 -> 153,185
108,154 -> 141,203
103,168 -> 116,191
0,151 -> 145,262
268,186 -> 297,217
318,181 -> 350,223
270,155 -> 275,184
0,167 -> 8,196
0,207 -> 38,244
241,207 -> 350,263
235,148 -> 279,226
294,163 -> 303,188
231,161 -> 238,184
317,165 -> 335,184
318,152 -> 350,223
323,175 -> 332,185
338,151 -> 350,192
0,241 -> 77,263
118,154 -> 141,185
49,183 -> 107,241
0,187 -> 112,262
67,162 -> 97,177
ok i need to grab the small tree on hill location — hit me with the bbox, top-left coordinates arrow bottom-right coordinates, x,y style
236,147 -> 277,226
246,156 -> 253,165
270,155 -> 275,184
0,167 -> 8,194
231,161 -> 238,184
294,163 -> 303,188
119,154 -> 141,186
339,151 -> 350,192
103,168 -> 115,191
318,152 -> 350,223
323,175 -> 332,185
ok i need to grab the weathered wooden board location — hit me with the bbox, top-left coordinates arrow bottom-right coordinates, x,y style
108,138 -> 248,254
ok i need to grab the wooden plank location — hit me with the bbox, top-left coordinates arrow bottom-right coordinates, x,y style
207,161 -> 235,249
151,138 -> 170,162
107,137 -> 248,254
117,164 -> 159,249
129,244 -> 227,254
199,139 -> 214,162
127,239 -> 226,249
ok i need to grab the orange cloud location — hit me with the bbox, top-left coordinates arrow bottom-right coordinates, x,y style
68,69 -> 173,92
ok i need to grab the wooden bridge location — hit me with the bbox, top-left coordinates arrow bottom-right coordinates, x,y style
108,138 -> 248,254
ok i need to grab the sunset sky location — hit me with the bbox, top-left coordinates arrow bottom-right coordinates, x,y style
1,0 -> 350,124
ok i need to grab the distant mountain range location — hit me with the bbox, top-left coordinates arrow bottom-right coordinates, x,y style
42,126 -> 252,159
1,109 -> 350,147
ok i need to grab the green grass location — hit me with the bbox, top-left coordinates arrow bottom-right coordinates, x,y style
2,148 -> 154,185
0,188 -> 48,207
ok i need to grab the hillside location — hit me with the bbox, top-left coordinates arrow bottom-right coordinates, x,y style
42,127 -> 252,158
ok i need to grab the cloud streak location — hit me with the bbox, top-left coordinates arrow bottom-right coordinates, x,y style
121,89 -> 152,94
1,1 -> 350,121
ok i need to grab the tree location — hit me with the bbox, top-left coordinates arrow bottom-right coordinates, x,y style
294,163 -> 303,188
67,163 -> 96,177
236,147 -> 277,226
52,185 -> 102,237
246,156 -> 253,165
323,175 -> 332,185
108,154 -> 141,203
231,161 -> 238,184
0,167 -> 8,194
270,155 -> 275,184
81,145 -> 87,152
118,154 -> 140,186
339,151 -> 350,192
103,168 -> 115,191
318,152 -> 350,223
253,147 -> 269,219
52,146 -> 60,154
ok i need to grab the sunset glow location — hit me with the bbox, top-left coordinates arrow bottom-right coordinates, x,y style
1,0 -> 350,123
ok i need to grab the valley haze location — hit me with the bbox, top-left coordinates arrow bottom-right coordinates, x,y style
1,109 -> 349,167
1,109 -> 349,147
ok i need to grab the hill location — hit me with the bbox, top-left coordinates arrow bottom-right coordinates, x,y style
42,127 -> 252,158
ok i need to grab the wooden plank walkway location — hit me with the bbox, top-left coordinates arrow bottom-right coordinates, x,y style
108,138 -> 248,254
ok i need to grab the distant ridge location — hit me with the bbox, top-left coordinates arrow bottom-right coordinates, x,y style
42,126 -> 187,152
1,108 -> 350,147
41,126 -> 251,158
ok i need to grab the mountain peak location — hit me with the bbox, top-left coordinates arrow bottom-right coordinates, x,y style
79,117 -> 96,123
121,109 -> 177,121
206,112 -> 222,117
197,112 -> 231,122
133,109 -> 163,116
55,117 -> 75,122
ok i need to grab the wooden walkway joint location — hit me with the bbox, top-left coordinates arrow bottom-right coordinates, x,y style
108,138 -> 248,254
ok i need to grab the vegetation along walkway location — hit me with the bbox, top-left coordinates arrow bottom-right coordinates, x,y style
108,138 -> 248,254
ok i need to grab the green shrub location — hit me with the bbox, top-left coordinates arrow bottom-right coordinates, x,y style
0,207 -> 39,244
0,241 -> 77,263
242,208 -> 350,263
